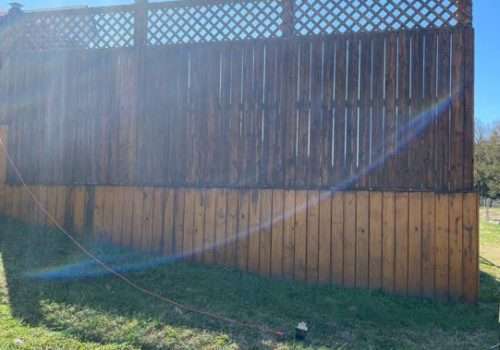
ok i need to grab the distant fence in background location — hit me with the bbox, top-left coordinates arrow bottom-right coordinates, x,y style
480,198 -> 500,208
0,0 -> 478,303
480,198 -> 500,224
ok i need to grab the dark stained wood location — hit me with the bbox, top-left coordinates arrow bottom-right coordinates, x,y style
450,29 -> 465,191
295,41 -> 311,189
408,31 -> 425,190
369,34 -> 386,187
423,31 -> 438,190
462,27 -> 474,190
307,39 -> 323,188
3,29 -> 473,193
321,40 -> 335,187
283,41 -> 298,188
395,31 -> 410,189
436,31 -> 452,191
333,38 -> 347,185
384,33 -> 397,189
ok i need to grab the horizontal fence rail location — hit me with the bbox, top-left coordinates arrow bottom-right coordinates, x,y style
0,26 -> 474,191
0,0 -> 473,51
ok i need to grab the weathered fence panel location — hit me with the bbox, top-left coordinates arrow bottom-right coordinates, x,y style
1,27 -> 474,191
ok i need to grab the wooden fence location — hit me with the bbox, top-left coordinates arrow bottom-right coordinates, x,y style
0,0 -> 478,302
0,27 -> 474,191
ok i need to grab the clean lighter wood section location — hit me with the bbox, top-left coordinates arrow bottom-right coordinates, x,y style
0,185 -> 479,303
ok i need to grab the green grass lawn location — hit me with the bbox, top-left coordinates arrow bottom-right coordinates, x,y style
0,217 -> 498,350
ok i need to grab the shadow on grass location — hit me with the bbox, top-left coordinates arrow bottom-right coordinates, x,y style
1,217 -> 499,350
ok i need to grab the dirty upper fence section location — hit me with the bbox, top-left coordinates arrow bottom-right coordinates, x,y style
0,0 -> 474,191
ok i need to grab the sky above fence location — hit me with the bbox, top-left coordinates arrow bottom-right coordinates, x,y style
1,0 -> 498,125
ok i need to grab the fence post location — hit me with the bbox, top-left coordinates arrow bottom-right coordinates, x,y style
7,2 -> 24,17
456,0 -> 473,26
281,0 -> 295,37
134,0 -> 148,47
2,2 -> 24,29
0,2 -> 24,68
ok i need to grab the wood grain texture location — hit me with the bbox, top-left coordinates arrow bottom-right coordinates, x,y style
343,192 -> 356,288
0,184 -> 479,303
237,190 -> 250,272
407,192 -> 422,297
306,191 -> 320,282
282,190 -> 296,279
271,190 -> 284,278
318,191 -> 332,283
259,189 -> 272,277
225,190 -> 239,267
421,192 -> 436,298
435,193 -> 449,301
331,192 -> 344,285
355,191 -> 369,288
382,192 -> 395,293
368,192 -> 383,290
449,193 -> 463,301
2,28 -> 472,193
210,189 -> 222,265
463,192 -> 478,303
394,192 -> 409,296
294,190 -> 308,281
0,127 -> 7,184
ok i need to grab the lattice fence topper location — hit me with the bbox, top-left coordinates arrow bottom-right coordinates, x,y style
3,0 -> 472,50
294,0 -> 464,35
11,8 -> 135,50
148,0 -> 284,45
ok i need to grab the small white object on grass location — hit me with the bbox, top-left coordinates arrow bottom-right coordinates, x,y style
297,322 -> 308,331
295,321 -> 309,341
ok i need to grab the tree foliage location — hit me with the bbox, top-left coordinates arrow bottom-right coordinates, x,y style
475,121 -> 500,199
